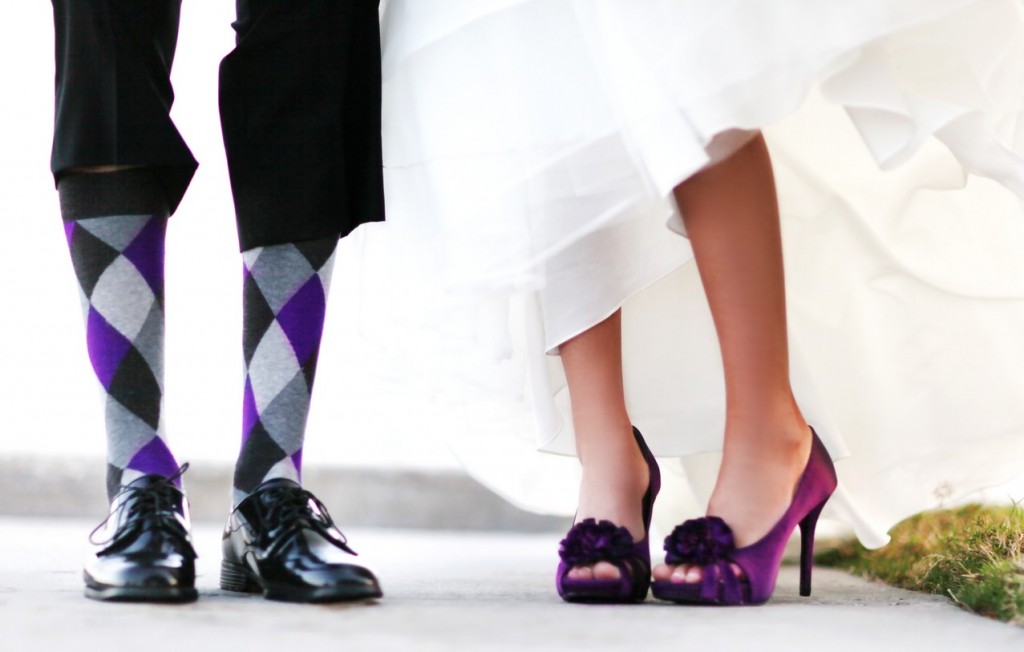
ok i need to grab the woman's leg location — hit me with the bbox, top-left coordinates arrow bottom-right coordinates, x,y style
559,311 -> 650,580
653,134 -> 810,583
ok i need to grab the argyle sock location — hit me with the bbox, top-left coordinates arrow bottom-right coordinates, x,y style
233,236 -> 338,505
59,170 -> 179,501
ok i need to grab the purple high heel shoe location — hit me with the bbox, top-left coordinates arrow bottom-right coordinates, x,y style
651,427 -> 836,606
556,427 -> 661,603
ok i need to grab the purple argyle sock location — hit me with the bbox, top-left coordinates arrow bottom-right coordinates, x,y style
59,170 -> 180,500
233,236 -> 337,505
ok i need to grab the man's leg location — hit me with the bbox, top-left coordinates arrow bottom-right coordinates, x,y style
217,0 -> 384,603
52,0 -> 198,602
234,236 -> 337,505
60,171 -> 178,499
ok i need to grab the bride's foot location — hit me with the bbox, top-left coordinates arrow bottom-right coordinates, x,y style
652,413 -> 811,584
557,427 -> 661,603
565,427 -> 650,582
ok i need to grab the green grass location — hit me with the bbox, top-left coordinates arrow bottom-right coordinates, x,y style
817,504 -> 1024,624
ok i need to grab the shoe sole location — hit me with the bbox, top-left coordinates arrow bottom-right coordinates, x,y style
559,592 -> 647,604
558,572 -> 651,604
650,580 -> 770,606
219,559 -> 383,603
84,582 -> 198,603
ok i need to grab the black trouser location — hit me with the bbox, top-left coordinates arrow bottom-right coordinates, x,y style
51,0 -> 385,249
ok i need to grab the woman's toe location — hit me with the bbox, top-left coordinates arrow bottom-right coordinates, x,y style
568,565 -> 594,580
591,561 -> 622,580
670,564 -> 702,584
684,566 -> 703,583
652,563 -> 675,581
670,565 -> 689,583
730,563 -> 745,580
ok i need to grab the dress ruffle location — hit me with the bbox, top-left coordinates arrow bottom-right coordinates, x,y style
376,0 -> 1024,546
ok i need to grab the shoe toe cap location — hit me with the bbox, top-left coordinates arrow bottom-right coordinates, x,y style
87,556 -> 194,590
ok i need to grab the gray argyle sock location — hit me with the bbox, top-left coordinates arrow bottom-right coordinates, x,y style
233,236 -> 338,506
60,169 -> 179,501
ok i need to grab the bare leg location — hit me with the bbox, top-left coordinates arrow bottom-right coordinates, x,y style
559,311 -> 649,581
652,134 -> 810,584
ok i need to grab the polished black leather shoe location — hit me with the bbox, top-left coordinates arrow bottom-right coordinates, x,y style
84,474 -> 197,602
221,479 -> 382,602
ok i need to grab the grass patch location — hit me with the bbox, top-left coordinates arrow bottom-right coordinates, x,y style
817,504 -> 1024,624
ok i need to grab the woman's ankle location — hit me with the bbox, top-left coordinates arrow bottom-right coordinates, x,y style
575,437 -> 649,538
723,394 -> 808,447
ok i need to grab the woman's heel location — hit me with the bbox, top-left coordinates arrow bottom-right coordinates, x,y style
798,499 -> 827,597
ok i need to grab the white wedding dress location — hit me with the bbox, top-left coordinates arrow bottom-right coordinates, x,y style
372,0 -> 1024,547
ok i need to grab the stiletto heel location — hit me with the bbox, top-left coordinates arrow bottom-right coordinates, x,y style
651,427 -> 837,605
556,427 -> 660,603
798,499 -> 827,597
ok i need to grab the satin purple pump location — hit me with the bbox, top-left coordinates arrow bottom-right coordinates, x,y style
556,427 -> 661,603
652,427 -> 837,605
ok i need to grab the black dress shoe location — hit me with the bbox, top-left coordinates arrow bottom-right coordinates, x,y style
220,479 -> 382,602
84,474 -> 197,602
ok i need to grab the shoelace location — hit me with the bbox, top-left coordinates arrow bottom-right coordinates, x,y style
89,464 -> 190,547
258,486 -> 353,552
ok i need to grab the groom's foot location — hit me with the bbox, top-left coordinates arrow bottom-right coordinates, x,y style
220,479 -> 382,602
84,475 -> 197,602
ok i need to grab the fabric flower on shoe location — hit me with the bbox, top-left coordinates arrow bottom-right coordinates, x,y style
558,518 -> 636,567
663,516 -> 736,565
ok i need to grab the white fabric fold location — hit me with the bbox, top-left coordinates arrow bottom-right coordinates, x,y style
372,0 -> 1024,547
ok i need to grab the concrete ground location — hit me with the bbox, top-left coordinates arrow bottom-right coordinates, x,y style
1,518 -> 1021,652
